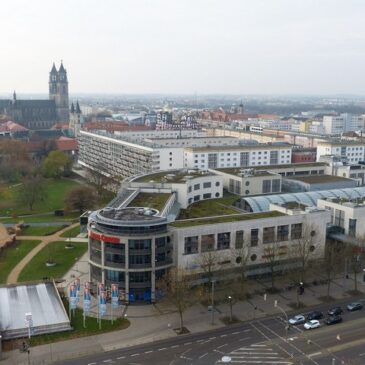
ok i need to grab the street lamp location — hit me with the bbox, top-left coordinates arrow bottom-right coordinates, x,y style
274,300 -> 289,335
228,295 -> 233,323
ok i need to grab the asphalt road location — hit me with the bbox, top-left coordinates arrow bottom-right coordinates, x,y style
55,297 -> 365,365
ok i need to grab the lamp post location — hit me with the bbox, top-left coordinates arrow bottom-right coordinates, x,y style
211,279 -> 216,325
228,296 -> 233,322
274,300 -> 289,335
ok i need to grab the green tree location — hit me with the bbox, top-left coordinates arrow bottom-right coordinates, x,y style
64,186 -> 98,214
42,150 -> 72,178
17,175 -> 48,211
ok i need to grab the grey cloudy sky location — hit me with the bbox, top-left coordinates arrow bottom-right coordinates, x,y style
1,0 -> 365,95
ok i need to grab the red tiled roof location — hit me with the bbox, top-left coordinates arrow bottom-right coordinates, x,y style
55,137 -> 78,151
0,120 -> 28,133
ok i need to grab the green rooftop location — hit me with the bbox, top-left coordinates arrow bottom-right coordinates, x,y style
177,191 -> 240,220
127,192 -> 172,212
134,170 -> 215,184
170,211 -> 286,228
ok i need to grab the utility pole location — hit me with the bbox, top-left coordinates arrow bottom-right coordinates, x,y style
274,300 -> 289,335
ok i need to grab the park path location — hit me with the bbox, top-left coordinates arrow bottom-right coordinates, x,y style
6,222 -> 80,284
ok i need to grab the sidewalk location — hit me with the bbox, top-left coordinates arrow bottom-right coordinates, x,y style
4,266 -> 365,364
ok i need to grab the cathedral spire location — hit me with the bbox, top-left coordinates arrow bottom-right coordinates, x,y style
76,100 -> 81,114
58,61 -> 66,74
70,102 -> 75,113
13,90 -> 16,102
50,62 -> 57,74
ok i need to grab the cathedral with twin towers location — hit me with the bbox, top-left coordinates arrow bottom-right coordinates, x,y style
0,62 -> 76,130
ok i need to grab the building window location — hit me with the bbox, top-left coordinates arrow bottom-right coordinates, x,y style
217,232 -> 230,250
291,223 -> 302,239
203,182 -> 211,188
235,230 -> 244,249
215,181 -> 220,186
334,209 -> 345,228
250,228 -> 259,247
129,239 -> 151,250
201,234 -> 215,252
188,186 -> 192,193
184,236 -> 199,254
262,180 -> 271,193
240,152 -> 249,167
263,227 -> 275,244
208,153 -> 218,168
194,195 -> 200,202
194,184 -> 200,190
203,193 -> 211,199
215,192 -> 220,197
277,225 -> 289,241
245,190 -> 250,194
349,219 -> 357,237
270,150 -> 279,164
272,179 -> 281,192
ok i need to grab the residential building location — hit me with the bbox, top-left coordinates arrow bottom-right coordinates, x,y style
316,140 -> 365,164
323,114 -> 364,135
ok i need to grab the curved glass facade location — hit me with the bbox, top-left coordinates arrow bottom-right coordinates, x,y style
242,187 -> 365,212
88,209 -> 173,303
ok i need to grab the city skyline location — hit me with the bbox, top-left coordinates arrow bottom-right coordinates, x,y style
1,0 -> 365,95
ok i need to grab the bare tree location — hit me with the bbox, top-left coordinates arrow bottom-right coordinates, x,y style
262,241 -> 282,291
345,241 -> 365,292
86,162 -> 119,198
231,242 -> 250,299
157,268 -> 195,333
323,240 -> 345,298
64,186 -> 98,214
17,174 -> 48,211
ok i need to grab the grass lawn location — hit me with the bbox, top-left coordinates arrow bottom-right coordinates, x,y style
21,225 -> 68,236
0,212 -> 80,224
0,240 -> 41,284
60,224 -> 81,238
18,241 -> 88,282
0,178 -> 80,216
29,298 -> 130,346
177,191 -> 241,220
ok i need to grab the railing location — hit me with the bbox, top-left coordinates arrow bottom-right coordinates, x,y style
119,188 -> 140,208
160,192 -> 176,217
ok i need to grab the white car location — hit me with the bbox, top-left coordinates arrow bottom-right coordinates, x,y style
304,320 -> 320,330
288,315 -> 305,325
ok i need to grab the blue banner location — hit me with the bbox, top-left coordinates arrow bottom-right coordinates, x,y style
69,283 -> 77,310
83,282 -> 92,314
111,283 -> 119,309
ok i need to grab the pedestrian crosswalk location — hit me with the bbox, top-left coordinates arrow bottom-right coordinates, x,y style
217,343 -> 294,364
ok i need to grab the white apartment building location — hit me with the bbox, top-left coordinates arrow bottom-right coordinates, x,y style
323,114 -> 364,135
78,129 -> 293,179
184,145 -> 292,170
316,140 -> 365,164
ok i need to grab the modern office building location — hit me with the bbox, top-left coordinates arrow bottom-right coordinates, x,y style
87,169 -> 330,303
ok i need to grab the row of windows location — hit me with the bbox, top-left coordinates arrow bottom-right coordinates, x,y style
187,181 -> 219,193
183,224 -> 303,254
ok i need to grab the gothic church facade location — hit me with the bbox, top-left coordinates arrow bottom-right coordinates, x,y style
0,63 -> 69,129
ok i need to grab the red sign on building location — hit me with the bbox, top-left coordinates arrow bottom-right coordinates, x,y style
89,231 -> 120,244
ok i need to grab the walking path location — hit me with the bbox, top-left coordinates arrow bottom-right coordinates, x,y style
6,222 -> 81,284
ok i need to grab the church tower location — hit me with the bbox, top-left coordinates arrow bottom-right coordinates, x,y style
49,62 -> 69,122
69,100 -> 83,136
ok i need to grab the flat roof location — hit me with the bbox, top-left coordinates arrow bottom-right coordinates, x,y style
285,175 -> 353,184
171,211 -> 286,228
184,144 -> 292,152
0,281 -> 71,339
127,192 -> 172,211
214,168 -> 276,177
318,140 -> 365,146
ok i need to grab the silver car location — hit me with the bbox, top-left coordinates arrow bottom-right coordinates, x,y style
288,314 -> 305,325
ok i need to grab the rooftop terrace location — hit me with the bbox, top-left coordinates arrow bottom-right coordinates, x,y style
134,170 -> 215,184
127,192 -> 172,211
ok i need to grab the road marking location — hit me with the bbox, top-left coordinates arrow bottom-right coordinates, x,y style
144,350 -> 153,354
199,352 -> 208,359
209,336 -> 216,340
88,363 -> 97,365
360,352 -> 365,357
221,334 -> 228,337
184,342 -> 192,345
197,339 -> 204,343
116,356 -> 125,359
217,344 -> 228,349
103,360 -> 112,363
238,336 -> 252,342
158,347 -> 167,351
232,331 -> 240,335
130,353 -> 140,357
243,329 -> 251,332
308,352 -> 322,357
171,345 -> 179,348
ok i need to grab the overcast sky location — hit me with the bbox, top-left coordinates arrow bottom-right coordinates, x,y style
1,0 -> 365,95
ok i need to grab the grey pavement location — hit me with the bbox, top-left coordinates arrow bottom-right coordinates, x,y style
3,260 -> 365,365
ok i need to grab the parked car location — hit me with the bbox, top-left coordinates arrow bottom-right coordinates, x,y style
347,302 -> 363,312
306,311 -> 323,320
288,315 -> 306,325
326,315 -> 343,325
304,320 -> 320,330
328,307 -> 343,316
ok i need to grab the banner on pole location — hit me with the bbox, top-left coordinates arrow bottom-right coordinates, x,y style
111,283 -> 119,309
69,283 -> 77,310
83,282 -> 92,314
99,290 -> 107,316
